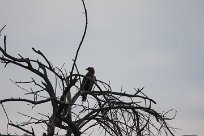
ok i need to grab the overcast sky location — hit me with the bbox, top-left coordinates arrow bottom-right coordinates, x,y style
0,0 -> 204,136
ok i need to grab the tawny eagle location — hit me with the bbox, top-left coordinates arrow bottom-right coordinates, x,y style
81,67 -> 96,102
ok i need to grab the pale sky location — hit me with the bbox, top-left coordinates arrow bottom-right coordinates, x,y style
0,0 -> 204,136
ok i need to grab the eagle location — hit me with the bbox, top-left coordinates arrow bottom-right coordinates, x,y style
81,67 -> 96,102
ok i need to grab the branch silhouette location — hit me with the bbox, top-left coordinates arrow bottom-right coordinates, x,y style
0,0 -> 176,136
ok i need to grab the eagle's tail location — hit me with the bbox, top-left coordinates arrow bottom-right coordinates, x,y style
82,94 -> 87,102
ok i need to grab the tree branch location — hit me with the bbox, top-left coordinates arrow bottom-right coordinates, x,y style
0,98 -> 58,105
70,0 -> 88,79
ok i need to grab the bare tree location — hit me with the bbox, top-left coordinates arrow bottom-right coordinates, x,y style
0,0 -> 176,136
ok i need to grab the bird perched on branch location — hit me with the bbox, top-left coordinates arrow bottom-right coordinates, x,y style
81,67 -> 96,102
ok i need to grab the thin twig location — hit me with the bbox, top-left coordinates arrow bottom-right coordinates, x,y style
70,0 -> 88,79
0,25 -> 6,35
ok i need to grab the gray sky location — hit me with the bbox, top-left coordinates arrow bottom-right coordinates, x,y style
0,0 -> 204,136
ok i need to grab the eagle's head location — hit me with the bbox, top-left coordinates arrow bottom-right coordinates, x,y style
86,67 -> 95,74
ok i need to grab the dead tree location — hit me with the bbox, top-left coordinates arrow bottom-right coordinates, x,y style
0,0 -> 176,136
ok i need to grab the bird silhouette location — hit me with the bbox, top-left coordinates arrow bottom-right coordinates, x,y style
81,67 -> 96,102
